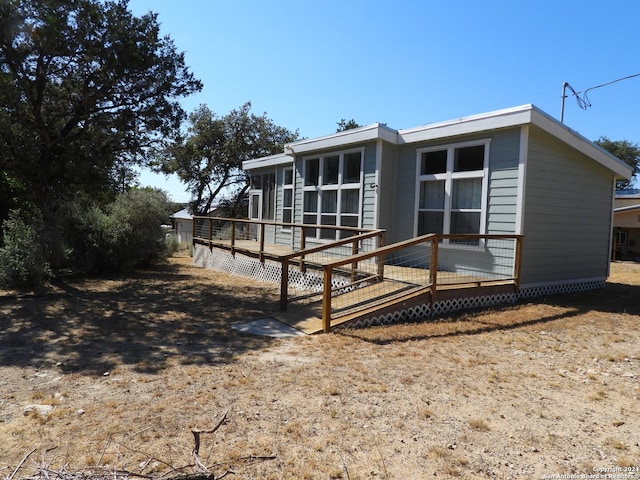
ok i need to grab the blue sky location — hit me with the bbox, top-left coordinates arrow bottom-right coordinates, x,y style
128,0 -> 640,202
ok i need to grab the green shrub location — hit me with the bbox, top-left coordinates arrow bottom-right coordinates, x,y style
0,210 -> 50,288
165,233 -> 180,256
92,189 -> 170,272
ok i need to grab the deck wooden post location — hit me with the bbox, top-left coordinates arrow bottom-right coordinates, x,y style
322,267 -> 333,333
259,222 -> 265,263
280,258 -> 289,311
192,217 -> 196,250
376,231 -> 385,279
429,236 -> 439,304
299,227 -> 306,273
208,218 -> 213,250
514,236 -> 523,292
351,238 -> 359,281
230,220 -> 236,256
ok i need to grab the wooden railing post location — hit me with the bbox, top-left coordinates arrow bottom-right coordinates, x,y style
280,258 -> 289,311
259,222 -> 265,263
208,218 -> 213,249
230,220 -> 236,256
192,217 -> 196,251
377,231 -> 386,279
351,237 -> 359,281
514,236 -> 523,292
299,226 -> 306,273
322,266 -> 333,333
429,236 -> 439,304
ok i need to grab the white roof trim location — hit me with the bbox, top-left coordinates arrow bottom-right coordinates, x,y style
242,153 -> 292,170
615,204 -> 640,213
242,104 -> 633,179
397,104 -> 535,143
528,107 -> 632,179
286,123 -> 398,154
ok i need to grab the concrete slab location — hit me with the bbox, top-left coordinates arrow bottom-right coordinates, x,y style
231,318 -> 306,338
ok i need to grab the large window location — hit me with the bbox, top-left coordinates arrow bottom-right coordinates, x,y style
250,171 -> 275,220
303,149 -> 363,240
281,167 -> 294,229
415,141 -> 489,238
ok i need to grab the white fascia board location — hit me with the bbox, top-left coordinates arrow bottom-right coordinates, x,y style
242,153 -> 293,171
287,123 -> 399,154
398,105 -> 535,144
529,107 -> 633,179
615,204 -> 640,213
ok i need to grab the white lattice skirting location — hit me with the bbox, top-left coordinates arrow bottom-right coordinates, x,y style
194,244 -> 606,330
193,244 -> 351,293
341,279 -> 606,330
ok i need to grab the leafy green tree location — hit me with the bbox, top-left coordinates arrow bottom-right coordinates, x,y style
0,0 -> 201,263
0,209 -> 50,288
155,102 -> 299,215
336,118 -> 361,132
595,137 -> 640,189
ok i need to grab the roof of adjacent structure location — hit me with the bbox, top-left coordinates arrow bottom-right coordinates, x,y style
242,104 -> 633,180
616,189 -> 640,199
170,207 -> 192,220
615,204 -> 640,213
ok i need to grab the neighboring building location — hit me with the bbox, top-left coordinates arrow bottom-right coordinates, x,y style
242,104 -> 632,297
613,189 -> 640,261
169,207 -> 193,245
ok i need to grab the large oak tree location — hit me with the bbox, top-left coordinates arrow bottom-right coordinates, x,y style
594,137 -> 640,190
0,0 -> 202,217
155,103 -> 299,215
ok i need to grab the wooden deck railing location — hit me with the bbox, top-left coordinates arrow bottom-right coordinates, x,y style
192,216 -> 381,259
320,233 -> 523,332
192,217 -> 523,333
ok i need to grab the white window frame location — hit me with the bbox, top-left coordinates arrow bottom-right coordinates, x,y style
302,147 -> 364,240
280,166 -> 294,232
414,139 -> 490,246
615,230 -> 628,246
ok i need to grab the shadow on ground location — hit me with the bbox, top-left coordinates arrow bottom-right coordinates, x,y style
0,260 -> 279,375
340,277 -> 640,344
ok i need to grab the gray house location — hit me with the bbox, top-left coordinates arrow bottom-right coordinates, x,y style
242,104 -> 632,299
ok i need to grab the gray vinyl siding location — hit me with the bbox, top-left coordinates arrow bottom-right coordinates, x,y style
377,141 -> 397,241
391,143 -> 419,243
486,129 -> 520,234
390,130 -> 521,243
520,126 -> 614,285
361,142 -> 378,229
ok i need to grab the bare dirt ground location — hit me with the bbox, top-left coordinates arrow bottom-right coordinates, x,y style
1,256 -> 639,479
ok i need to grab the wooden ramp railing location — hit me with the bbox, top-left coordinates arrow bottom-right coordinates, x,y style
192,217 -> 523,333
318,233 -> 523,332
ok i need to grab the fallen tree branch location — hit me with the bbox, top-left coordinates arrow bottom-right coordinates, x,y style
8,448 -> 36,480
191,410 -> 228,473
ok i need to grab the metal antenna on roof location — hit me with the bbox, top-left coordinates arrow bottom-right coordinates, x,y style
560,73 -> 640,123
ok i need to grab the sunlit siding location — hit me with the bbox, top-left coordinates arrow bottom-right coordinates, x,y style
377,142 -> 397,240
391,143 -> 419,243
389,130 -> 521,243
486,129 -> 520,234
520,126 -> 614,285
361,142 -> 378,229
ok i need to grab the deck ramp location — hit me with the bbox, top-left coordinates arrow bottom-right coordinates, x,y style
272,278 -> 432,334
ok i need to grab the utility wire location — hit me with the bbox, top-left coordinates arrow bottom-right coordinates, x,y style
561,73 -> 640,122
567,73 -> 640,110
581,72 -> 640,108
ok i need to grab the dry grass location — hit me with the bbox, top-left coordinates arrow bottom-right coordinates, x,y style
1,258 -> 639,479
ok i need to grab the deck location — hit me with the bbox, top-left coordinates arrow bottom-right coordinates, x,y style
193,217 -> 523,333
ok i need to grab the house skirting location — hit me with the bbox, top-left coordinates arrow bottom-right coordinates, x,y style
193,243 -> 351,293
193,244 -> 606,330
